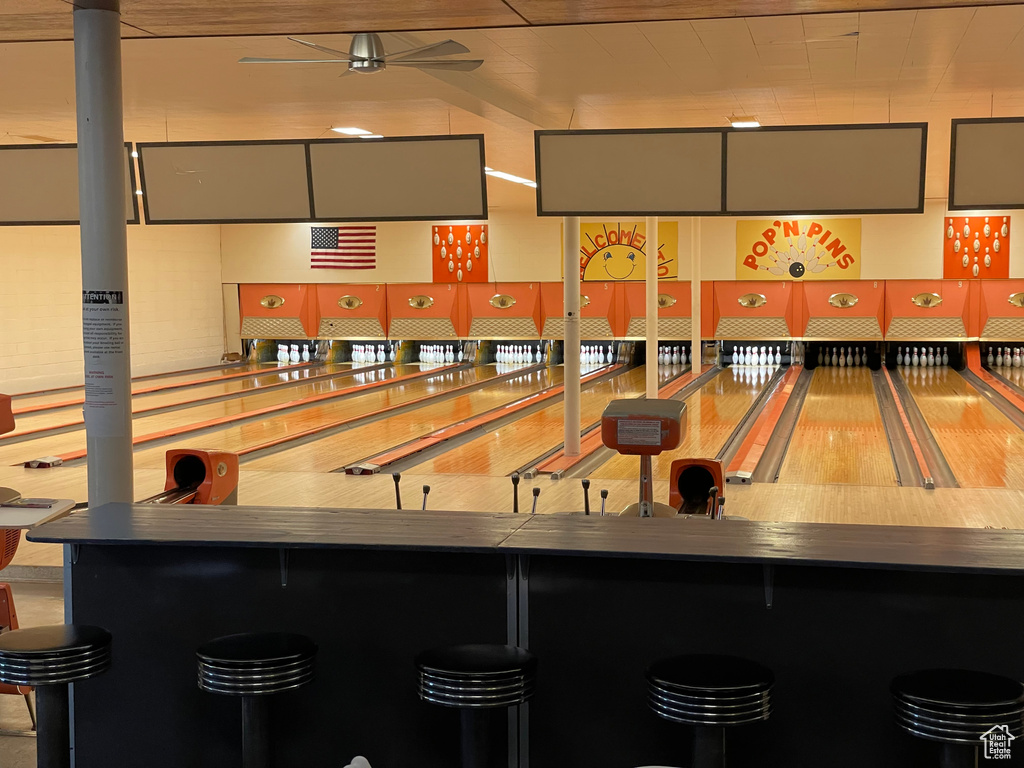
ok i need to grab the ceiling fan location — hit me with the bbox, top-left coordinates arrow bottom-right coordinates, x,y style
239,33 -> 483,75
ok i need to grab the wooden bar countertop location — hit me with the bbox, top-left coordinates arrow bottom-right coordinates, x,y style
27,503 -> 1024,575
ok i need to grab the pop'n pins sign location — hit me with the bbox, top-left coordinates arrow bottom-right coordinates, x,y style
737,219 -> 861,280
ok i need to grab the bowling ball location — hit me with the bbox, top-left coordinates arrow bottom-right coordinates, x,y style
789,262 -> 805,278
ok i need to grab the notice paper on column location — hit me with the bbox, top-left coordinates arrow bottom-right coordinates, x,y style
82,289 -> 129,437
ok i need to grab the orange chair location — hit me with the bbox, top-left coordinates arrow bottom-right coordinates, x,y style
669,458 -> 725,516
0,580 -> 36,731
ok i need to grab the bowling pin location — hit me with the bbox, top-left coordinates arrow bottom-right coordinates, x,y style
289,344 -> 300,363
681,346 -> 688,366
817,347 -> 824,366
389,344 -> 397,362
989,347 -> 996,367
669,347 -> 678,365
277,344 -> 286,363
839,348 -> 846,368
831,347 -> 838,367
997,348 -> 1004,367
301,344 -> 310,362
759,346 -> 767,366
775,346 -> 782,365
911,347 -> 919,367
927,347 -> 935,367
733,345 -> 739,365
1016,349 -> 1022,369
657,347 -> 665,366
984,218 -> 991,238
598,346 -> 605,365
941,347 -> 949,367
460,345 -> 466,363
447,345 -> 455,363
376,345 -> 384,363
854,347 -> 861,367
897,347 -> 903,366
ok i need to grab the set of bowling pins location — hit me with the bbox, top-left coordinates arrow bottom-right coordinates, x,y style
495,345 -> 541,365
418,344 -> 461,364
656,346 -> 689,366
817,346 -> 869,368
732,345 -> 782,366
895,346 -> 948,368
351,344 -> 389,364
276,343 -> 310,364
987,347 -> 1023,368
580,345 -> 613,366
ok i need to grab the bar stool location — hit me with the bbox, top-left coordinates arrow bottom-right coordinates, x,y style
0,624 -> 112,768
892,669 -> 1024,767
645,654 -> 773,768
197,632 -> 317,768
415,643 -> 536,768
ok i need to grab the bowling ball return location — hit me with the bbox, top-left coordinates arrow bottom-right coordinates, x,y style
600,399 -> 686,517
139,449 -> 240,505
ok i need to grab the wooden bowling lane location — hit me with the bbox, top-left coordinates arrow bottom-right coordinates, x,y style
125,364 -> 505,471
412,365 -> 675,476
588,365 -> 766,481
7,363 -> 374,436
903,367 -> 1024,489
777,366 -> 897,486
11,361 -> 320,412
243,366 -> 564,473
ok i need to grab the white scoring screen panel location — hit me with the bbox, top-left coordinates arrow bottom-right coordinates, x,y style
535,130 -> 724,215
726,125 -> 925,214
138,142 -> 311,223
309,136 -> 486,221
951,120 -> 1024,209
0,145 -> 136,224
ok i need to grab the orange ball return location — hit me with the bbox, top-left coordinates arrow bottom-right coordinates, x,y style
139,450 -> 240,506
600,399 -> 686,517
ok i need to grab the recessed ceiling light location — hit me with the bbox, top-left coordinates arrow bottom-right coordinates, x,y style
729,116 -> 760,129
359,134 -> 384,139
331,127 -> 373,136
484,168 -> 537,188
131,150 -> 139,158
135,189 -> 143,195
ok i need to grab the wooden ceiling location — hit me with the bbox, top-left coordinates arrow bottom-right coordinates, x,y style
4,0 -> 1022,42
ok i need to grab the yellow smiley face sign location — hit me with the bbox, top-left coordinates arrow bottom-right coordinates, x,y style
565,221 -> 678,282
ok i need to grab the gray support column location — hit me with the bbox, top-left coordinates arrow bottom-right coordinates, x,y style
74,0 -> 134,506
563,217 -> 581,456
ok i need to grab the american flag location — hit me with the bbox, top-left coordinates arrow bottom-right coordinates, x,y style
311,226 -> 376,270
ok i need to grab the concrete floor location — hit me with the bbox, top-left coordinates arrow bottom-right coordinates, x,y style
0,579 -> 63,768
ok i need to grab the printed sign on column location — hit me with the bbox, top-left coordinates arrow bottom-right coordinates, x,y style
568,221 -> 678,282
82,289 -> 129,437
943,215 -> 1010,279
432,224 -> 489,283
737,218 -> 861,280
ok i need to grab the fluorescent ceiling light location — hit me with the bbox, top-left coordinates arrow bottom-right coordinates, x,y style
331,127 -> 373,136
484,167 -> 537,188
730,116 -> 760,128
359,134 -> 384,139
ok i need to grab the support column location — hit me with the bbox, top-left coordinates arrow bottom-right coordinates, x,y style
74,0 -> 134,507
645,216 -> 659,399
563,217 -> 581,456
690,218 -> 702,369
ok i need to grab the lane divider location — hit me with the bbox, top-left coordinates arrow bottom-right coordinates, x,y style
725,365 -> 802,483
343,365 -> 621,474
966,344 -> 1024,413
13,360 -> 328,415
2,364 -> 390,442
23,364 -> 463,465
10,360 -> 249,398
881,367 -> 933,486
532,365 -> 710,476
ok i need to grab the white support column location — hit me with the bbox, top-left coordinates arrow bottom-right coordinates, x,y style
645,216 -> 659,399
74,0 -> 134,507
563,216 -> 581,456
691,218 -> 702,369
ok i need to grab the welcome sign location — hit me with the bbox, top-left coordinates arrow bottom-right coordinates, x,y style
566,220 -> 678,282
737,218 -> 861,280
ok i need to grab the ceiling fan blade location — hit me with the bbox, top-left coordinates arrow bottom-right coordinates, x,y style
239,57 -> 351,64
391,59 -> 483,71
288,37 -> 366,60
386,40 -> 469,61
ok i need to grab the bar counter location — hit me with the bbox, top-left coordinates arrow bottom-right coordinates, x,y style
29,504 -> 1024,767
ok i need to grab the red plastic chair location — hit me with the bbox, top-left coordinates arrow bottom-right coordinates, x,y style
0,579 -> 36,730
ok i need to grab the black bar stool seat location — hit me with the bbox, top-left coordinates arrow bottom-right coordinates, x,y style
197,632 -> 317,768
0,624 -> 112,768
892,669 -> 1024,767
416,644 -> 536,768
646,654 -> 773,768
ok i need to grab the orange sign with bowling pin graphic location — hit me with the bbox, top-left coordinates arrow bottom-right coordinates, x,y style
432,224 -> 489,283
943,215 -> 1010,279
736,218 -> 861,280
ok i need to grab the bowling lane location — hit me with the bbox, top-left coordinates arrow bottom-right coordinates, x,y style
11,361 -> 313,411
126,364 -> 508,471
414,365 -> 678,476
8,363 -> 372,435
903,367 -> 1024,489
777,366 -> 896,486
244,366 -> 564,473
590,365 -> 765,481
